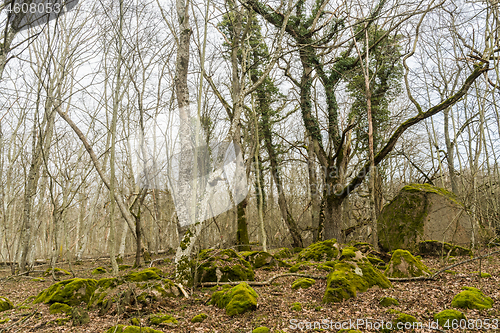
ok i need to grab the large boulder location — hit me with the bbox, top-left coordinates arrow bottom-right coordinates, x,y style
378,184 -> 479,252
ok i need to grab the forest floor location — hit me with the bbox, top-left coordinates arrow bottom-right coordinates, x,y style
0,246 -> 499,333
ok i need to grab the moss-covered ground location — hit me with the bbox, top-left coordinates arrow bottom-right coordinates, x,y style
0,248 -> 500,332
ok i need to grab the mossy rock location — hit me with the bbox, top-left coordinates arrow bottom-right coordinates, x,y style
451,287 -> 493,309
394,313 -> 418,326
130,318 -> 140,326
323,255 -> 391,303
149,313 -> 178,326
43,267 -> 71,277
0,318 -> 10,324
291,278 -> 315,290
71,307 -> 90,326
434,309 -> 466,327
119,265 -> 132,271
150,279 -> 182,298
197,249 -> 254,283
104,325 -> 164,333
472,271 -> 491,278
246,251 -> 276,269
191,313 -> 208,323
274,247 -> 293,259
92,267 -> 107,275
49,302 -> 72,314
298,239 -> 339,261
290,302 -> 302,311
34,278 -> 98,306
210,282 -> 258,316
379,297 -> 399,307
378,184 -> 478,252
385,249 -> 431,278
316,261 -> 337,272
0,297 -> 13,312
124,267 -> 163,282
252,327 -> 270,333
419,240 -> 472,257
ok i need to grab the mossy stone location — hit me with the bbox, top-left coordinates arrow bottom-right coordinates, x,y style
291,278 -> 315,290
104,325 -> 164,333
49,302 -> 72,314
451,287 -> 493,309
290,302 -> 302,311
298,239 -> 339,261
0,318 -> 10,324
0,297 -> 13,312
472,271 -> 491,278
43,267 -> 71,277
323,258 -> 391,303
274,247 -> 293,259
119,265 -> 132,271
385,249 -> 431,278
92,267 -> 107,275
149,313 -> 178,325
248,251 -> 276,269
130,318 -> 140,326
34,278 -> 98,306
434,309 -> 466,327
252,327 -> 270,333
198,249 -> 254,283
191,313 -> 208,323
379,297 -> 399,307
394,313 -> 418,325
124,268 -> 162,282
210,282 -> 258,316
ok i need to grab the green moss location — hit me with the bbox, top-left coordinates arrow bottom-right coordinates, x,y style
92,267 -> 107,275
472,271 -> 491,278
451,287 -> 493,309
403,183 -> 461,205
289,261 -> 314,273
290,302 -> 302,311
323,260 -> 391,303
248,251 -> 276,268
379,297 -> 399,307
292,278 -> 315,290
33,278 -> 98,306
191,313 -> 208,323
97,278 -> 119,290
340,247 -> 359,260
210,282 -> 258,316
252,327 -> 270,333
298,239 -> 339,261
31,278 -> 45,282
119,265 -> 132,271
274,247 -> 293,259
385,249 -> 431,278
0,318 -> 10,324
104,325 -> 164,333
0,297 -> 13,312
198,249 -> 254,283
43,267 -> 71,277
49,302 -> 72,314
130,318 -> 140,326
149,313 -> 178,325
395,313 -> 418,325
419,240 -> 472,256
124,268 -> 162,282
434,309 -> 466,327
